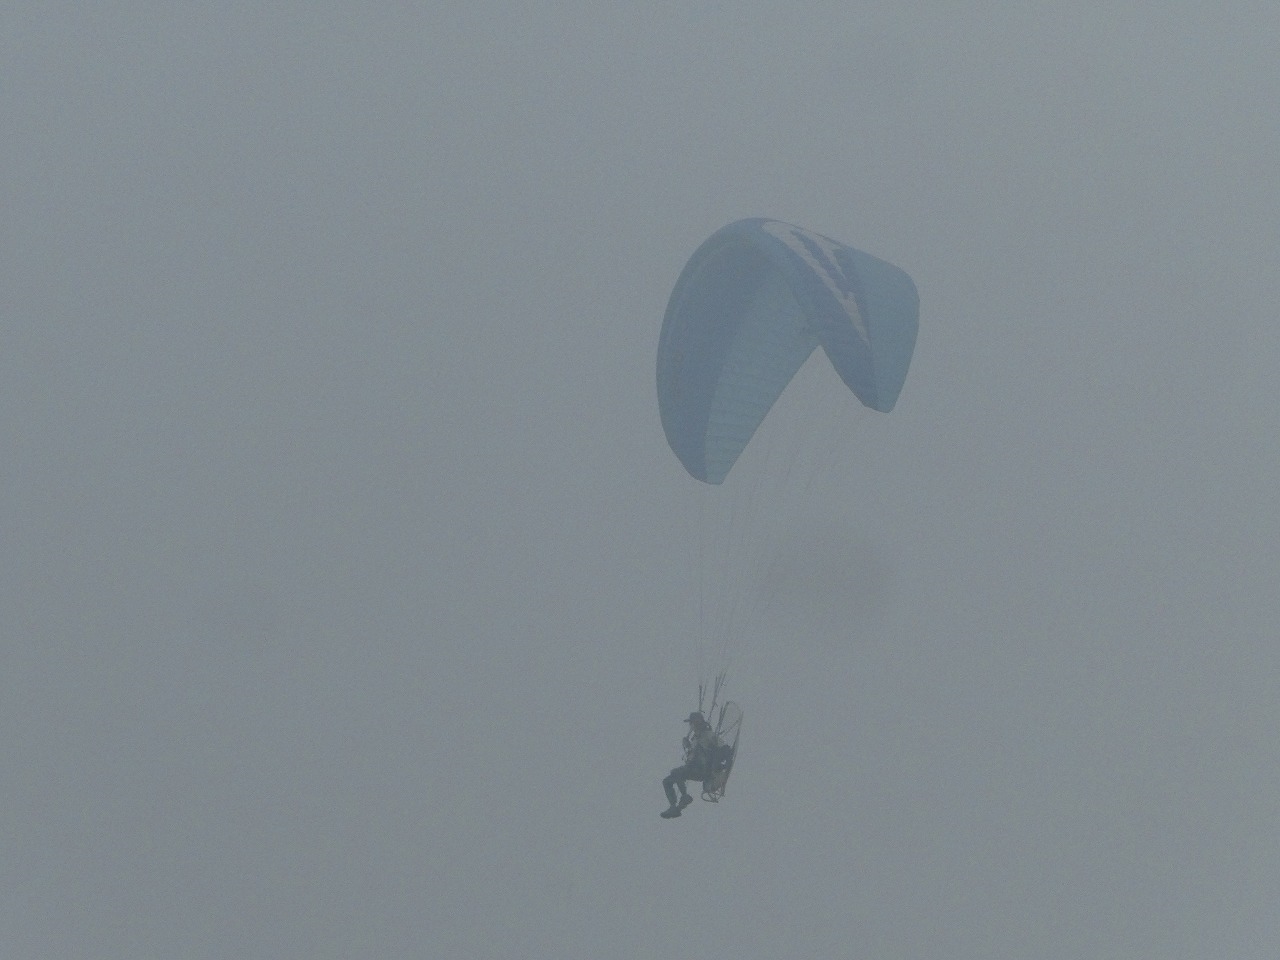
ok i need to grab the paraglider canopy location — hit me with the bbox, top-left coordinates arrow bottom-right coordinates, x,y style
657,218 -> 918,484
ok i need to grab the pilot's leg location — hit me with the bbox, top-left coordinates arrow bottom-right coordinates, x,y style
663,770 -> 681,807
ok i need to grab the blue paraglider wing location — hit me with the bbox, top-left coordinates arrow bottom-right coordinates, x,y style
657,219 -> 918,484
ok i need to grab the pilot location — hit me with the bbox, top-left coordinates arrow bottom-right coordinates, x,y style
660,711 -> 720,818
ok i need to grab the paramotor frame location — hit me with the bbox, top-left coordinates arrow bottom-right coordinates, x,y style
701,700 -> 742,802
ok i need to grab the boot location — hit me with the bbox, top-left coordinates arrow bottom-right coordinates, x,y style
677,794 -> 694,810
659,805 -> 682,818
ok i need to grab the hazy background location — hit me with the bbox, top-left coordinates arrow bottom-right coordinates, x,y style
4,4 -> 1279,958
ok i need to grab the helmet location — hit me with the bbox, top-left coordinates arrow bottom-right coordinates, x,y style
686,711 -> 705,724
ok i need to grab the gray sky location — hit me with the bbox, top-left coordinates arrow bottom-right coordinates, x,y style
4,4 -> 1279,958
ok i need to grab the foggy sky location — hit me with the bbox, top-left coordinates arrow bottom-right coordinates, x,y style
4,4 -> 1279,958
